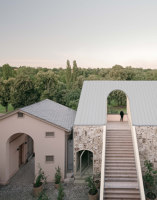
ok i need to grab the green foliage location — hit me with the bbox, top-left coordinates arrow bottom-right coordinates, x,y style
57,183 -> 64,200
64,88 -> 81,110
66,60 -> 72,89
10,75 -> 39,109
143,160 -> 157,199
0,78 -> 15,112
35,70 -> 58,100
38,191 -> 50,200
72,60 -> 78,82
34,167 -> 47,188
55,167 -> 61,184
1,61 -> 157,113
85,176 -> 98,195
1,64 -> 15,80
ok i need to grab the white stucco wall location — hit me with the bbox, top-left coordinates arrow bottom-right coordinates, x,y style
0,112 -> 66,184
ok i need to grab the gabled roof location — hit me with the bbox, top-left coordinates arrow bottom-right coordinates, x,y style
74,81 -> 157,126
20,99 -> 76,131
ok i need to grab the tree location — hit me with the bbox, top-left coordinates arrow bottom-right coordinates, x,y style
65,60 -> 72,89
64,88 -> 81,110
11,75 -> 39,109
109,65 -> 127,80
72,60 -> 78,82
35,70 -> 58,100
0,78 -> 15,112
2,64 -> 15,80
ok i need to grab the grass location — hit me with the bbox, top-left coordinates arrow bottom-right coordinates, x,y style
0,104 -> 14,113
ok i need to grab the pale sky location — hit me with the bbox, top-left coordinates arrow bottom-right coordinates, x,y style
0,0 -> 157,69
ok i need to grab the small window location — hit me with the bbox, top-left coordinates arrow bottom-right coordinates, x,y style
45,155 -> 54,162
46,132 -> 55,137
18,112 -> 23,118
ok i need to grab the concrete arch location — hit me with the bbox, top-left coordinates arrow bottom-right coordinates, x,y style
106,89 -> 129,122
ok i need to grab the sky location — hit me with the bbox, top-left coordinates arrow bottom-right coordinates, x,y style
0,0 -> 157,69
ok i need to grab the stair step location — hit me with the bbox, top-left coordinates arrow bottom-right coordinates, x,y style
106,167 -> 136,170
105,174 -> 137,178
104,193 -> 140,199
106,151 -> 134,153
105,158 -> 135,163
104,188 -> 139,194
107,141 -> 132,143
107,136 -> 132,138
105,182 -> 139,189
106,171 -> 137,174
106,163 -> 136,167
106,145 -> 133,147
105,178 -> 137,182
106,154 -> 134,157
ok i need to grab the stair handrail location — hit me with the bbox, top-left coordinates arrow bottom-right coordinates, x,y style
131,125 -> 145,200
100,126 -> 106,200
127,97 -> 145,200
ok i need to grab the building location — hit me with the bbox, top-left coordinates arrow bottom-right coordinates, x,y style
1,80 -> 157,199
0,99 -> 76,185
74,81 -> 157,199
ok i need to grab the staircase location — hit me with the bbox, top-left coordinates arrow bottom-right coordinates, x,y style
104,122 -> 141,199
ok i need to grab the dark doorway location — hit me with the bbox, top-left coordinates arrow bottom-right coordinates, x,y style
19,144 -> 24,167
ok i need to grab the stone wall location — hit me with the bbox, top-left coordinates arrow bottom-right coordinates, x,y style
136,126 -> 157,172
73,126 -> 104,175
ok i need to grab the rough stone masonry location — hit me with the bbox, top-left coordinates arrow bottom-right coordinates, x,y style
136,126 -> 157,172
73,126 -> 104,175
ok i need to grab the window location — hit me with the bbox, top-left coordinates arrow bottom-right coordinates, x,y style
45,155 -> 54,162
18,112 -> 23,118
45,132 -> 55,137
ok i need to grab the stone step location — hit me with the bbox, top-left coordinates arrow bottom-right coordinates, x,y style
105,182 -> 139,189
107,135 -> 132,138
106,145 -> 133,147
106,158 -> 135,161
106,146 -> 133,149
105,174 -> 137,178
106,167 -> 136,170
104,188 -> 139,194
105,177 -> 137,182
106,141 -> 132,143
106,163 -> 136,167
104,193 -> 140,199
106,149 -> 134,155
106,154 -> 134,157
106,170 -> 137,174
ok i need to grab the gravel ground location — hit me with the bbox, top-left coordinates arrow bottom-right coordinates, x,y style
0,158 -> 90,200
0,182 -> 89,200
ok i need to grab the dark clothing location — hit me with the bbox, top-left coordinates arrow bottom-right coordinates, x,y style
120,111 -> 124,121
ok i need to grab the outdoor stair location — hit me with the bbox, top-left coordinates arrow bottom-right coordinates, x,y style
104,124 -> 141,200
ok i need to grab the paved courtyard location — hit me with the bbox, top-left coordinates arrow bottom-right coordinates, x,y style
0,158 -> 89,200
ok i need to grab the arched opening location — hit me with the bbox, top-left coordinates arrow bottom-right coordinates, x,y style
6,133 -> 35,184
76,150 -> 93,177
107,90 -> 128,122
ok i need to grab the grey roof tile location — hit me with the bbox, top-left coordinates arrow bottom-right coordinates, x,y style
21,99 -> 76,131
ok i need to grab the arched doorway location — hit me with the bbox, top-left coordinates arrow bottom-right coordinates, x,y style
107,90 -> 128,122
6,133 -> 35,183
76,150 -> 93,177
